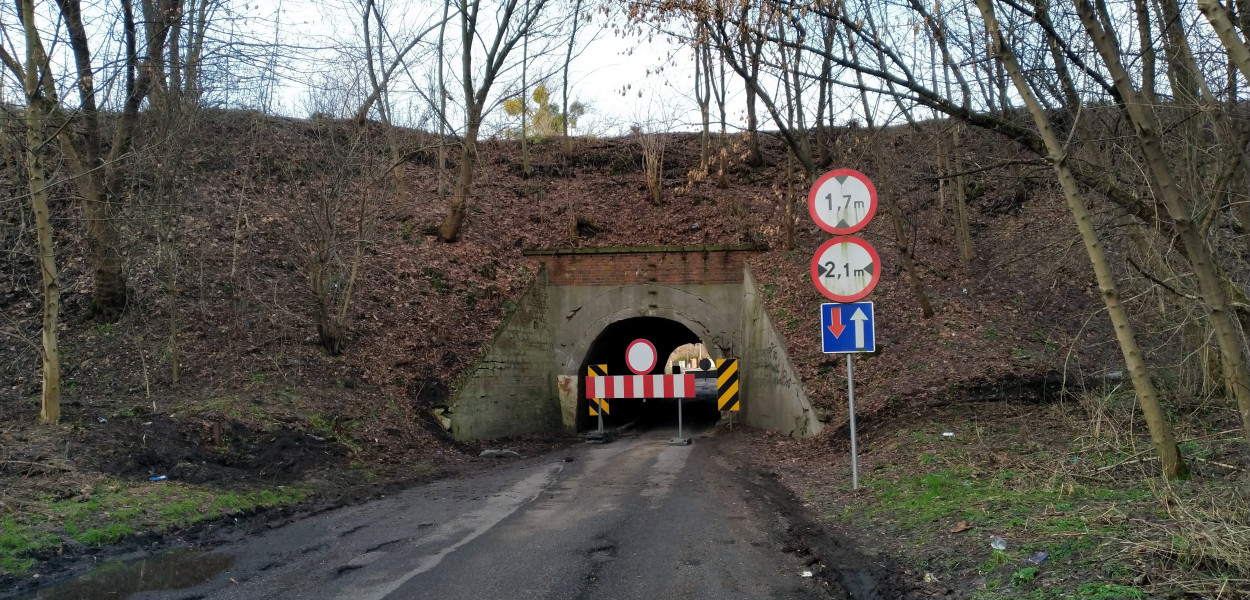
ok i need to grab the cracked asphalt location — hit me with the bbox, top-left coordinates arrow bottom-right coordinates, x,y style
128,426 -> 834,599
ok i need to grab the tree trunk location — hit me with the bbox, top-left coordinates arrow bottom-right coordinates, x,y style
784,150 -> 794,251
1076,0 -> 1250,441
743,44 -> 763,167
815,21 -> 833,167
31,129 -> 61,424
83,182 -> 128,316
54,0 -> 129,317
167,0 -> 183,107
938,142 -> 949,226
521,0 -> 531,179
695,35 -> 711,170
716,47 -> 729,189
437,0 -> 449,198
1134,0 -> 1157,103
1157,0 -> 1206,102
20,0 -> 61,423
183,0 -> 209,101
441,119 -> 479,242
1198,0 -> 1250,83
976,0 -> 1188,478
952,126 -> 974,269
562,0 -> 582,157
885,188 -> 934,318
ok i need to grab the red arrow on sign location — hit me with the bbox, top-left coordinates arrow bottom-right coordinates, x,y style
827,307 -> 846,338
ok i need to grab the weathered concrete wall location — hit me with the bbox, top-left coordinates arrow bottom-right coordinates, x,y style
448,247 -> 820,440
447,268 -> 561,440
532,248 -> 752,374
739,265 -> 823,437
548,282 -> 743,371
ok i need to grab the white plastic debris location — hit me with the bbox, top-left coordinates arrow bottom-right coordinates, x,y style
801,571 -> 813,578
479,449 -> 521,458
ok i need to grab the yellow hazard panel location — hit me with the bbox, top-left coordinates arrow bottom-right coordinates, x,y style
588,364 -> 609,415
588,398 -> 609,416
716,359 -> 740,411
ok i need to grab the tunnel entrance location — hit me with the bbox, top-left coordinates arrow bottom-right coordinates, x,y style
577,317 -> 722,432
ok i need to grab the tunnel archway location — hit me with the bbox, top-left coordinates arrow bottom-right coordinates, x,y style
577,317 -> 722,431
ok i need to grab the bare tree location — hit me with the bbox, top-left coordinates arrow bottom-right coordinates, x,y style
561,0 -> 585,156
6,0 -> 61,423
438,0 -> 555,242
1,0 -> 178,317
291,125 -> 385,356
1072,0 -> 1250,440
357,0 -> 442,185
975,0 -> 1188,477
694,24 -> 712,171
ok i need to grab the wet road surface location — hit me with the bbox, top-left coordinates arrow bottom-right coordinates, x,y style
31,427 -> 835,600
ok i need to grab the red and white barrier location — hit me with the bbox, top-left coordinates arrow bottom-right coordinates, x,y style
585,374 -> 696,399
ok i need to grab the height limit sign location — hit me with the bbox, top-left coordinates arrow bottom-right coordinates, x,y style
808,168 -> 881,491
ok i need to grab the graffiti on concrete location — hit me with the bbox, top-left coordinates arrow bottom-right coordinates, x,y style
748,344 -> 797,390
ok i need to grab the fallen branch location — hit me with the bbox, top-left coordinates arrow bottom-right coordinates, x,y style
1096,455 -> 1159,472
1190,456 -> 1243,471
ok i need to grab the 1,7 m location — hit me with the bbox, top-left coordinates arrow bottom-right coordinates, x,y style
827,193 -> 865,215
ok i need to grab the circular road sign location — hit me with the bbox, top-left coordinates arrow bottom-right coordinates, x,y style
810,236 -> 881,302
626,339 -> 658,374
808,169 -> 878,234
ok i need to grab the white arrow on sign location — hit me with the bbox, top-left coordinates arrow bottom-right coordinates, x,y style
851,307 -> 868,349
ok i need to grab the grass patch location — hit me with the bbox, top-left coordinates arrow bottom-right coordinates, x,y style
0,483 -> 308,575
1010,566 -> 1038,586
825,396 -> 1249,599
1074,582 -> 1144,599
309,413 -> 361,452
77,524 -> 135,546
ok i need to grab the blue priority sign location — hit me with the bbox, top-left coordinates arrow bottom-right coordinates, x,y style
821,302 -> 876,353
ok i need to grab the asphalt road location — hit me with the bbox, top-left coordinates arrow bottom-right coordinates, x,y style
41,427 -> 839,600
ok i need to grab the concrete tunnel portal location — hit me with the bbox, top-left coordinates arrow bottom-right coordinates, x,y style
577,317 -> 722,431
445,246 -> 826,441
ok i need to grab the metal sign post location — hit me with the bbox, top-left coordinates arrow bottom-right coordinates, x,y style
670,396 -> 691,445
672,398 -> 688,446
809,168 -> 880,492
847,355 -> 859,489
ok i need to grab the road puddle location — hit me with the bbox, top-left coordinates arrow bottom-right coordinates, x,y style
19,548 -> 233,599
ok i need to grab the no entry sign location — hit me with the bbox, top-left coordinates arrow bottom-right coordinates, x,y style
625,339 -> 658,374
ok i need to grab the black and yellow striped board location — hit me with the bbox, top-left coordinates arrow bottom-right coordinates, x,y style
716,359 -> 740,411
590,398 -> 610,416
588,364 -> 609,416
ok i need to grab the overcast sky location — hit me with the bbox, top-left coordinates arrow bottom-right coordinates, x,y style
253,0 -> 730,136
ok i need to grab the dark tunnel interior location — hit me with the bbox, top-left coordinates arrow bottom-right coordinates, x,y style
577,317 -> 722,431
